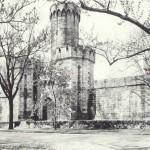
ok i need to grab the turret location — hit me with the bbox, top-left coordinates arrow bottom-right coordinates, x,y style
49,2 -> 96,120
50,2 -> 80,57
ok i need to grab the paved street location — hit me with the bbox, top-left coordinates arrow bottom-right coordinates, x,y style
0,129 -> 150,150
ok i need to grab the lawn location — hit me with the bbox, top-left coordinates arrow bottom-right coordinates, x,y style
0,129 -> 150,150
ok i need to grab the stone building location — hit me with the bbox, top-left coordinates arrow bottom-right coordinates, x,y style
4,2 -> 95,122
95,76 -> 150,121
0,1 -> 150,122
49,2 -> 95,120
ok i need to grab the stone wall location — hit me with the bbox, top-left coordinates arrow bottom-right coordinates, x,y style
95,76 -> 150,121
19,58 -> 41,119
53,46 -> 95,118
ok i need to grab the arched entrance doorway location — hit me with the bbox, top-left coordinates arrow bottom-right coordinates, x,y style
42,105 -> 47,120
42,97 -> 53,120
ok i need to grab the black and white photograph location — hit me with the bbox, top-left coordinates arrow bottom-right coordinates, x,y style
0,0 -> 150,149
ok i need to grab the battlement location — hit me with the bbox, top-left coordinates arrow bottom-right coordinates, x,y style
50,2 -> 80,50
94,75 -> 146,89
53,45 -> 95,63
50,2 -> 80,21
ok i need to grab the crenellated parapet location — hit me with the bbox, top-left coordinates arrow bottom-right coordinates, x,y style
50,2 -> 80,21
94,75 -> 146,89
78,45 -> 95,63
52,45 -> 95,63
50,2 -> 80,51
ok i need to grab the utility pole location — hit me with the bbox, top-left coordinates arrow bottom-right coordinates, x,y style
77,65 -> 81,120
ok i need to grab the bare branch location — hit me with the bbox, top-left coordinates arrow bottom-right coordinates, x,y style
80,0 -> 150,34
93,0 -> 105,8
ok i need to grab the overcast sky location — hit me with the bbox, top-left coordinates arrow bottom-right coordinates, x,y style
35,0 -> 146,80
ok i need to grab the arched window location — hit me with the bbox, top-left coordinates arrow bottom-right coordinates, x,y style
59,48 -> 61,53
93,52 -> 95,56
50,13 -> 53,20
53,11 -> 56,17
61,9 -> 66,16
42,105 -> 47,120
57,10 -> 61,17
72,10 -> 75,18
78,14 -> 80,22
66,45 -> 68,51
74,47 -> 77,51
67,9 -> 71,16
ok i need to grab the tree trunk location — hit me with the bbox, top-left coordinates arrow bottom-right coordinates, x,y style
8,98 -> 14,129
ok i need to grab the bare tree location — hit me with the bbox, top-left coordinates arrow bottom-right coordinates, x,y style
80,0 -> 150,34
31,61 -> 73,129
77,0 -> 150,65
0,0 -> 39,26
0,0 -> 49,129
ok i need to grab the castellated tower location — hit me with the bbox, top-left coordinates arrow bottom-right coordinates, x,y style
50,2 -> 80,56
50,2 -> 96,120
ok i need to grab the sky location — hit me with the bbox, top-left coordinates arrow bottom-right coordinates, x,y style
35,0 -> 146,81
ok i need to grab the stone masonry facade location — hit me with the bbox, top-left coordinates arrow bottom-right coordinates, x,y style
0,2 -> 150,122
